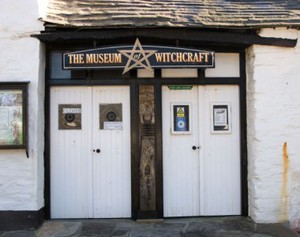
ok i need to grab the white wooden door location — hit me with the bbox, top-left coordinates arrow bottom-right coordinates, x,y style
162,85 -> 241,217
50,86 -> 131,219
162,86 -> 200,217
92,86 -> 131,218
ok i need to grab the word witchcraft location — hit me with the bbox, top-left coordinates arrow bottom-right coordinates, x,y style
64,38 -> 214,74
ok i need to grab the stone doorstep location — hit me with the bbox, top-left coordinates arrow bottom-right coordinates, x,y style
34,221 -> 82,237
1,230 -> 35,237
2,218 -> 300,237
136,219 -> 164,224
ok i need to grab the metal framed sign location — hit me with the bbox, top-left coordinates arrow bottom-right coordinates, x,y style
0,83 -> 28,149
59,104 -> 82,130
99,103 -> 123,130
171,103 -> 191,134
211,103 -> 231,133
63,38 -> 215,74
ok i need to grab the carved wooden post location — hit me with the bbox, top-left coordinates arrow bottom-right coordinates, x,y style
139,85 -> 156,212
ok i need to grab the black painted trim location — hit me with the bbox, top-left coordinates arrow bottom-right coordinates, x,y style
154,82 -> 163,219
44,45 -> 51,219
0,208 -> 44,231
46,77 -> 240,86
131,83 -> 140,219
239,50 -> 248,216
137,210 -> 160,219
33,28 -> 297,48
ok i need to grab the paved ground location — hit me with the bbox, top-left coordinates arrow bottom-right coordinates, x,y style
0,217 -> 299,237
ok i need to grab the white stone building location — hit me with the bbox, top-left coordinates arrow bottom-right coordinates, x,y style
0,0 -> 299,231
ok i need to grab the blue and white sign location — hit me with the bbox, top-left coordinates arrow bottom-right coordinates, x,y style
175,117 -> 187,131
172,104 -> 191,134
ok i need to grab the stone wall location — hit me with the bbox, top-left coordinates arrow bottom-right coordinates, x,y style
0,0 -> 45,211
247,28 -> 300,231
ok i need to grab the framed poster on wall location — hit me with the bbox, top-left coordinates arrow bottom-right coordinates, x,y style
0,82 -> 28,149
171,103 -> 191,134
210,103 -> 231,133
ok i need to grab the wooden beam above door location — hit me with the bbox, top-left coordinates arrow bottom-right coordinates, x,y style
33,28 -> 297,48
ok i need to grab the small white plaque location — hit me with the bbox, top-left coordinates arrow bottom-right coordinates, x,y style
103,122 -> 123,130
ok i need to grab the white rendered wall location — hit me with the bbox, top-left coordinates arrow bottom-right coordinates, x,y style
0,0 -> 45,211
247,28 -> 300,231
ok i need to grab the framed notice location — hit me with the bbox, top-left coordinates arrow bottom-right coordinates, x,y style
171,103 -> 191,134
0,83 -> 28,149
59,104 -> 82,130
99,103 -> 123,130
211,103 -> 231,133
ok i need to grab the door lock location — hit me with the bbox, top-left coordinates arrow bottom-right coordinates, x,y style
93,149 -> 101,153
192,146 -> 200,150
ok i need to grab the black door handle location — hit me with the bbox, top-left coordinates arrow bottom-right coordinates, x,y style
192,146 -> 200,150
93,149 -> 101,153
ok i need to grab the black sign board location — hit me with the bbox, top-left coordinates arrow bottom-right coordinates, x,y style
64,38 -> 215,74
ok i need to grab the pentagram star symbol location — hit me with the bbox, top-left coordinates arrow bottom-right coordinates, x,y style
119,38 -> 157,74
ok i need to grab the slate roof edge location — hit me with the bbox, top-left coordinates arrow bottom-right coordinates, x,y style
41,18 -> 300,30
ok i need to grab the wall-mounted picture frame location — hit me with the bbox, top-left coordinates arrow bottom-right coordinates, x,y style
171,103 -> 192,134
0,82 -> 28,149
210,103 -> 231,134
